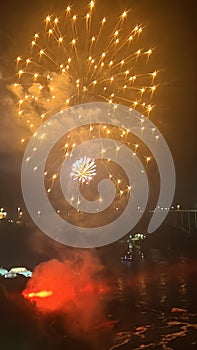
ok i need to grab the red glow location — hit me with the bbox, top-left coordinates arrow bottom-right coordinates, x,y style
21,253 -> 112,333
22,290 -> 53,299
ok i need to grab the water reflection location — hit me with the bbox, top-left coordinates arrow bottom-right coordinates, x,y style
105,258 -> 197,350
0,257 -> 196,349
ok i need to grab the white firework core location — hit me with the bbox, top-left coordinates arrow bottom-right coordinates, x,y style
70,156 -> 96,183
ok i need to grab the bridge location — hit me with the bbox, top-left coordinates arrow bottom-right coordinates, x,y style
165,209 -> 197,233
138,208 -> 197,233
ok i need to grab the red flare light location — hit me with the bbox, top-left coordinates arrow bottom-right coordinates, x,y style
22,290 -> 53,299
20,255 -> 112,332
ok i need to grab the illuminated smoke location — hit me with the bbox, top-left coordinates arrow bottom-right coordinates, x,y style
22,252 -> 110,334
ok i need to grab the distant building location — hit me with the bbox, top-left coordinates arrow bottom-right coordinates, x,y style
0,266 -> 32,279
0,267 -> 9,276
0,208 -> 7,220
4,272 -> 17,279
8,267 -> 32,278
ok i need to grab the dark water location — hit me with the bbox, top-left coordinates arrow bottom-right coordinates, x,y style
0,258 -> 197,349
100,258 -> 197,350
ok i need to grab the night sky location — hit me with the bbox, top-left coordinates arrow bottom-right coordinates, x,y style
0,0 -> 196,219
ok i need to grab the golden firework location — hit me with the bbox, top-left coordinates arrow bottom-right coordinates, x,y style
14,0 -> 158,136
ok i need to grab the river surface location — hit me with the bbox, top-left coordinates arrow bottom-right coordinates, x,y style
0,257 -> 196,349
97,258 -> 197,350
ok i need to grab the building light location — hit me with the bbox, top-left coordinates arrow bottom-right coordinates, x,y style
0,208 -> 7,220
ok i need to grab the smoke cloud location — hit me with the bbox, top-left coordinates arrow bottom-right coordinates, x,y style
22,251 -> 111,336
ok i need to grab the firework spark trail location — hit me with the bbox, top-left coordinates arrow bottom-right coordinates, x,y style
16,1 -> 174,247
14,0 -> 158,136
13,1 -> 158,203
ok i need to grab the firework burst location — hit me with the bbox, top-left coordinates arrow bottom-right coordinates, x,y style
14,0 -> 158,135
17,1 -> 166,238
71,156 -> 96,184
